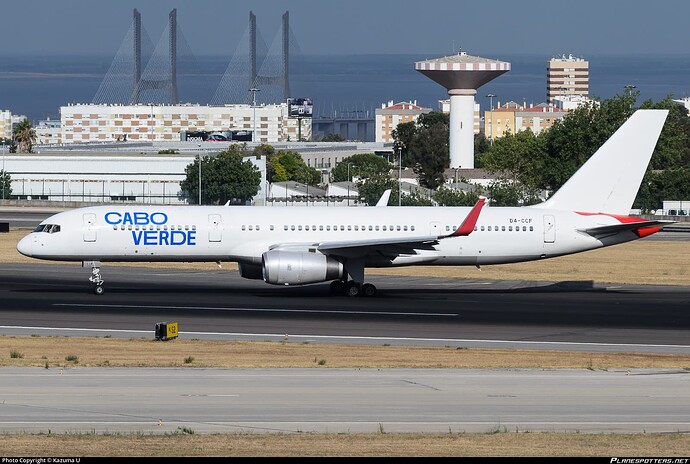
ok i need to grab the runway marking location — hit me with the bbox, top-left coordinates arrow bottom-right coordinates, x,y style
51,303 -> 457,317
3,325 -> 690,350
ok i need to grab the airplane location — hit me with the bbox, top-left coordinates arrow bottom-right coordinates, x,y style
17,109 -> 674,297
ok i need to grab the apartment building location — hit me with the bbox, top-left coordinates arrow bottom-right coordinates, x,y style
59,103 -> 311,144
484,101 -> 568,139
547,54 -> 589,102
375,100 -> 431,143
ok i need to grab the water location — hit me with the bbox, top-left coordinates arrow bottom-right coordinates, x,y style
0,53 -> 689,122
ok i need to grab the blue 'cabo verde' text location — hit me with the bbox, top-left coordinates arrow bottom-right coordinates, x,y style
104,211 -> 197,246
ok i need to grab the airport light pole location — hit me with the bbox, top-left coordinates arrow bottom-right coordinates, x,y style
398,147 -> 402,206
249,87 -> 260,143
1,140 -> 5,200
346,162 -> 356,206
625,84 -> 637,111
198,144 -> 202,205
486,94 -> 496,146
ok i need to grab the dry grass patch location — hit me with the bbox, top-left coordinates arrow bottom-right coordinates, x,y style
2,336 -> 690,369
1,432 -> 689,457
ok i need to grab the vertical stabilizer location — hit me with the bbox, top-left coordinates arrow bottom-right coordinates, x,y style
538,109 -> 668,215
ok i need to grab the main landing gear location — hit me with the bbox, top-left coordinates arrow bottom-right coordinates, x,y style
330,280 -> 377,297
84,261 -> 104,295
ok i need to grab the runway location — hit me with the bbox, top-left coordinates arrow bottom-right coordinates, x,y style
2,367 -> 689,434
1,263 -> 689,354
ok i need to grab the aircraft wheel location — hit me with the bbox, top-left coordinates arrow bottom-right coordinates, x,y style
362,283 -> 377,297
94,285 -> 105,296
345,281 -> 361,297
330,280 -> 345,295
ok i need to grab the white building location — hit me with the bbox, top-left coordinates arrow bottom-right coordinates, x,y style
2,153 -> 267,205
59,103 -> 312,145
35,118 -> 63,145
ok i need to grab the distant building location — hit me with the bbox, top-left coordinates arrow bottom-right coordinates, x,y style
547,54 -> 589,102
484,101 -> 568,139
439,99 -> 481,134
375,100 -> 431,143
552,94 -> 593,111
35,118 -> 62,145
0,110 -> 12,140
59,103 -> 312,144
672,97 -> 690,113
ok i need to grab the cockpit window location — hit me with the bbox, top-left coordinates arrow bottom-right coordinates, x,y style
33,224 -> 61,234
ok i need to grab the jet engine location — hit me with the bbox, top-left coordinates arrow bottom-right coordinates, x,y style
262,250 -> 344,285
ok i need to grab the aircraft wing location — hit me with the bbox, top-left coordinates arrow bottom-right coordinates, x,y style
269,199 -> 485,259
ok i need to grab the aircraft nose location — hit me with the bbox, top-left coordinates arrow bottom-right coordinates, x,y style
16,236 -> 33,257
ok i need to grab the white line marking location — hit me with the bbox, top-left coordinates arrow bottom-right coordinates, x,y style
52,303 -> 457,317
2,325 -> 690,349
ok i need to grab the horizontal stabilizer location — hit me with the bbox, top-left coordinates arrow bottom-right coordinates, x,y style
578,220 -> 675,237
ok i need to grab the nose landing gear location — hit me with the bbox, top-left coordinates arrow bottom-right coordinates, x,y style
84,261 -> 104,295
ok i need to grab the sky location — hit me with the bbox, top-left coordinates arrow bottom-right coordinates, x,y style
2,0 -> 690,57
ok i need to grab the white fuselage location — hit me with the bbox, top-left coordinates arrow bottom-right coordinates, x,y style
17,204 -> 638,267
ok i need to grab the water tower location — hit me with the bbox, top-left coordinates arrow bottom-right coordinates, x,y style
415,50 -> 510,169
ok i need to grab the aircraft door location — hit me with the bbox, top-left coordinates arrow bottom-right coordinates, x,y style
543,215 -> 555,243
429,221 -> 441,236
83,213 -> 97,242
208,214 -> 222,242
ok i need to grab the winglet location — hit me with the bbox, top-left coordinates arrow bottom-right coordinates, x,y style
444,198 -> 486,238
376,189 -> 392,207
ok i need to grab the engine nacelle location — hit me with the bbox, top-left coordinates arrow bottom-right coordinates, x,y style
262,250 -> 344,285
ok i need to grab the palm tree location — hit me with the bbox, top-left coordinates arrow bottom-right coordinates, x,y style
13,118 -> 36,154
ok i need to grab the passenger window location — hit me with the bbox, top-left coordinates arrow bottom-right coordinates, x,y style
185,225 -> 189,231
347,225 -> 352,231
242,225 -> 246,231
411,225 -> 415,231
128,225 -> 133,231
397,225 -> 401,231
120,225 -> 125,230
369,226 -> 373,231
403,226 -> 408,231
445,226 -> 450,232
113,225 -> 117,230
150,225 -> 155,230
488,226 -> 492,231
256,225 -> 260,231
354,225 -> 358,231
270,225 -> 274,231
135,225 -> 140,231
383,226 -> 387,231
340,225 -> 344,231
473,226 -> 477,231
248,225 -> 253,231
326,225 -> 330,231
291,225 -> 295,231
284,225 -> 288,231
298,225 -> 302,231
530,226 -> 534,231
375,226 -> 379,231
502,226 -> 506,231
509,226 -> 513,231
156,225 -> 161,231
192,225 -> 196,231
481,226 -> 485,231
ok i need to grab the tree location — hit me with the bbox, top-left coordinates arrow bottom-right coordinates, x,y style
391,121 -> 416,164
433,186 -> 481,206
12,118 -> 36,154
180,147 -> 261,205
321,133 -> 345,142
0,169 -> 11,200
331,153 -> 392,182
267,150 -> 320,185
356,173 -> 397,206
407,122 -> 449,190
482,128 -> 547,193
639,96 -> 690,169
